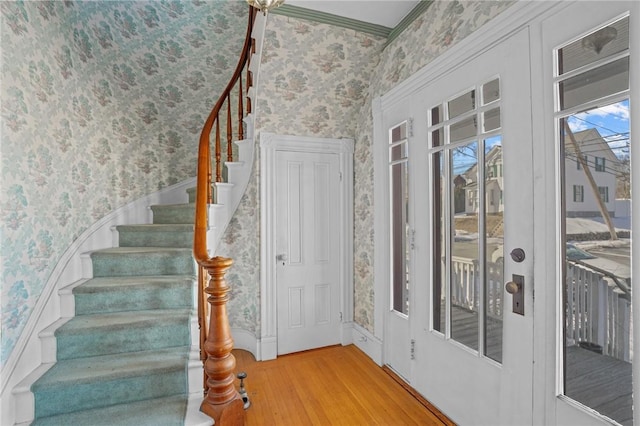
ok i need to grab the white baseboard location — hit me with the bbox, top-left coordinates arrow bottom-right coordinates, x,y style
351,323 -> 383,366
231,328 -> 258,360
256,336 -> 277,361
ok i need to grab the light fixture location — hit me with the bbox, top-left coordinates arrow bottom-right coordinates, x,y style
246,0 -> 285,14
582,26 -> 618,54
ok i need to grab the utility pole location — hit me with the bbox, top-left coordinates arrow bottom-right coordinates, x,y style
564,121 -> 617,241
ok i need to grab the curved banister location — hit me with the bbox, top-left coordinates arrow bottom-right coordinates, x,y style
194,6 -> 257,424
195,7 -> 256,261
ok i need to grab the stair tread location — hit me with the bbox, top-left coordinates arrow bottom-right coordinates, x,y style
151,203 -> 194,208
74,275 -> 195,292
117,224 -> 194,230
32,395 -> 187,426
32,347 -> 189,389
93,247 -> 192,255
57,309 -> 192,333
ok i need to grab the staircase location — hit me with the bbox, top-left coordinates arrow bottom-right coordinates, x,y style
9,6 -> 264,425
18,130 -> 255,425
30,205 -> 196,425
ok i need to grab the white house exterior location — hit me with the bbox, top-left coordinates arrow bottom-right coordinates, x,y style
564,128 -> 621,217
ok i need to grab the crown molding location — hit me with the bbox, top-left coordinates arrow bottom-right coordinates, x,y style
386,0 -> 434,46
270,4 -> 392,38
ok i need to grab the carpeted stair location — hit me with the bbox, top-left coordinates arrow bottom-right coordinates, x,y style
30,191 -> 198,426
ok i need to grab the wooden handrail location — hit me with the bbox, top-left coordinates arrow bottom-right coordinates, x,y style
194,6 -> 257,425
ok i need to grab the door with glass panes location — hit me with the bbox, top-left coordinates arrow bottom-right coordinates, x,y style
380,28 -> 536,425
535,2 -> 636,425
378,2 -> 637,425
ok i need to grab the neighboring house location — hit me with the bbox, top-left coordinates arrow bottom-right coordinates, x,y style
564,128 -> 621,217
458,143 -> 504,215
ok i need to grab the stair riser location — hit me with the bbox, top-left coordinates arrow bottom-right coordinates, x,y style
118,230 -> 193,248
91,252 -> 196,277
55,319 -> 190,360
151,205 -> 195,224
74,282 -> 193,315
32,395 -> 187,426
34,369 -> 187,419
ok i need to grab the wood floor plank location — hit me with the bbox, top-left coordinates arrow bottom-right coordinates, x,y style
233,345 -> 451,425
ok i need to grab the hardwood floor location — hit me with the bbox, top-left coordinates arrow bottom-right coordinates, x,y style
232,345 -> 453,425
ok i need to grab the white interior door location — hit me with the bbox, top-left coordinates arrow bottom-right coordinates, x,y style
275,150 -> 341,355
410,29 -> 535,425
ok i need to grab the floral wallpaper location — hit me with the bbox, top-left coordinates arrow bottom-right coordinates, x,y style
1,0 -> 517,366
0,0 -> 247,365
222,0 -> 515,336
219,14 -> 386,334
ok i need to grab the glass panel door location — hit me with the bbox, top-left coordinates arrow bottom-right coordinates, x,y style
556,14 -> 633,425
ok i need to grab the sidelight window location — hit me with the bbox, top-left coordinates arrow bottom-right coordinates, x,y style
557,15 -> 632,425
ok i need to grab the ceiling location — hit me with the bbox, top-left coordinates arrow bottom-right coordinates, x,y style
284,0 -> 421,28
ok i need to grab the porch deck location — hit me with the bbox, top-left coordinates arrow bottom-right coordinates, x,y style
449,306 -> 632,425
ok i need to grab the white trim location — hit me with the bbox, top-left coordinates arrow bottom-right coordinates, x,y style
1,178 -> 194,426
379,1 -> 558,110
351,323 -> 383,366
259,132 -> 354,361
372,97 -> 386,343
231,328 -> 258,359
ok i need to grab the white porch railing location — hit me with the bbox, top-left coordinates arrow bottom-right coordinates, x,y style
451,257 -> 503,319
450,258 -> 631,362
566,261 -> 632,362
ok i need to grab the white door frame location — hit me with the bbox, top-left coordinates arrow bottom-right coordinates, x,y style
259,132 -> 354,361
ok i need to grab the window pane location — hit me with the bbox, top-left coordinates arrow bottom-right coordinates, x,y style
558,16 -> 629,75
391,143 -> 407,161
483,107 -> 501,132
391,160 -> 409,315
450,116 -> 477,143
449,90 -> 475,119
451,141 -> 479,351
431,105 -> 443,126
431,128 -> 444,148
433,151 -> 446,333
391,123 -> 407,143
559,57 -> 629,111
484,136 -> 503,363
562,100 -> 632,424
482,79 -> 500,104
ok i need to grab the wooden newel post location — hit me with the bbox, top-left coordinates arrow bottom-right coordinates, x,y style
200,256 -> 244,425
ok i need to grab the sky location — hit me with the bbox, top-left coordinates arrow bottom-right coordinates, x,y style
567,99 -> 630,160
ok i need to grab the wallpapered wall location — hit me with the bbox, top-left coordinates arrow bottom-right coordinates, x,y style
236,1 -> 515,334
0,0 -> 246,365
1,0 -> 516,365
219,14 -> 386,333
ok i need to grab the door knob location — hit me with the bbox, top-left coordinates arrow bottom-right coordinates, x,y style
276,253 -> 288,261
506,274 -> 524,315
505,281 -> 521,294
